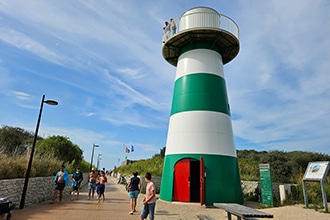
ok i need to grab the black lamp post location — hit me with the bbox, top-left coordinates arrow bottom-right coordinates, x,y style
19,95 -> 58,209
89,143 -> 99,171
97,153 -> 102,170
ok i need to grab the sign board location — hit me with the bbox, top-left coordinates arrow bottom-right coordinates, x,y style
259,164 -> 273,206
303,161 -> 329,181
302,161 -> 330,212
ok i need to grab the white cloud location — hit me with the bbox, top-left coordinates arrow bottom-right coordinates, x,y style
12,91 -> 32,100
0,27 -> 61,64
227,0 -> 330,152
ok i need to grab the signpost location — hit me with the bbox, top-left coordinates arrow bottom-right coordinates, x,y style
302,161 -> 330,212
259,164 -> 273,206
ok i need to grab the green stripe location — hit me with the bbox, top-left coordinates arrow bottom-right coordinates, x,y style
160,153 -> 243,205
171,73 -> 230,115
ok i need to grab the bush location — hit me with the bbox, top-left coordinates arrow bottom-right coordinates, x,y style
114,156 -> 164,177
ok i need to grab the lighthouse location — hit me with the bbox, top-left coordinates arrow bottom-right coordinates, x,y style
160,7 -> 243,205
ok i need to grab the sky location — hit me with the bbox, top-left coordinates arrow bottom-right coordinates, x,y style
0,0 -> 329,170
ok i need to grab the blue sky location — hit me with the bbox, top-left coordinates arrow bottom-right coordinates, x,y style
0,1 -> 329,170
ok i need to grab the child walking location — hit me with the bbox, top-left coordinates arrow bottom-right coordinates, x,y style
71,167 -> 83,200
140,172 -> 156,220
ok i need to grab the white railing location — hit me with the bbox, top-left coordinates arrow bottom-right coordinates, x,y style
162,11 -> 239,43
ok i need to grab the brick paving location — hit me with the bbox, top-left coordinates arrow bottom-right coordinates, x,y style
11,176 -> 139,220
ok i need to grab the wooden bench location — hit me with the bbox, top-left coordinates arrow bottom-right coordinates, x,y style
214,203 -> 274,220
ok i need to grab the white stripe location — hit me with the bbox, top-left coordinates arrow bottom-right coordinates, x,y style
175,49 -> 224,80
165,111 -> 237,157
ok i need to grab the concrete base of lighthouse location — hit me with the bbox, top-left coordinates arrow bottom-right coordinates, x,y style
160,153 -> 243,205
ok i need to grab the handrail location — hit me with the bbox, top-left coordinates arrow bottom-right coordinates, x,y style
162,11 -> 239,43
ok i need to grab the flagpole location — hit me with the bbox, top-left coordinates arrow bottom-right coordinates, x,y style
123,144 -> 125,161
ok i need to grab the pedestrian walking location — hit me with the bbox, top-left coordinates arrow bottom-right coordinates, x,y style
127,171 -> 141,215
96,170 -> 107,203
50,164 -> 70,204
88,168 -> 98,200
140,172 -> 156,220
71,167 -> 83,200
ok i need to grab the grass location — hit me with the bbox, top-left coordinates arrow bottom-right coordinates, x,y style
0,149 -> 78,179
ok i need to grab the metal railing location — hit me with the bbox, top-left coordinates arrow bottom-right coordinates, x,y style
162,11 -> 239,43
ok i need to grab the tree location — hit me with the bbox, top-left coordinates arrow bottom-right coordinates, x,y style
0,125 -> 38,154
237,149 -> 330,183
36,135 -> 83,164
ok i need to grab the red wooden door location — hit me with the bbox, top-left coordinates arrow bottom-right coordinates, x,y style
173,158 -> 190,202
200,156 -> 205,205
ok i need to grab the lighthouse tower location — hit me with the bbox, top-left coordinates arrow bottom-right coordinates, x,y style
160,7 -> 243,205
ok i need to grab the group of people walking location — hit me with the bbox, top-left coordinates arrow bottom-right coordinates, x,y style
163,18 -> 176,42
49,165 -> 156,220
50,165 -> 107,204
87,168 -> 107,202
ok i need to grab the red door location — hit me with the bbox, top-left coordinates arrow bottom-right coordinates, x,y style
173,159 -> 190,202
200,156 -> 205,205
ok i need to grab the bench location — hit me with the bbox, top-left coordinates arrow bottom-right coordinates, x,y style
196,214 -> 216,220
214,203 -> 274,220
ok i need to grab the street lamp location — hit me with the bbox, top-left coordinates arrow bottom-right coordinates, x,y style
89,143 -> 99,171
19,95 -> 58,209
97,153 -> 102,170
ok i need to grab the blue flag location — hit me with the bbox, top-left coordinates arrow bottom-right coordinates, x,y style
131,145 -> 134,152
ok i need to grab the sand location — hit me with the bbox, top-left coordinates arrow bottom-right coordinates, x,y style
153,199 -> 330,220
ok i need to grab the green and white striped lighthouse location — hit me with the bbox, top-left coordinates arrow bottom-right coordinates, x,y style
160,7 -> 243,205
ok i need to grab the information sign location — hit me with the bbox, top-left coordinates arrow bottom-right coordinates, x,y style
302,161 -> 330,212
303,161 -> 329,181
259,164 -> 273,206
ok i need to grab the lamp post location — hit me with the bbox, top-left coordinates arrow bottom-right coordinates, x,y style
97,153 -> 102,170
89,143 -> 99,171
19,95 -> 58,209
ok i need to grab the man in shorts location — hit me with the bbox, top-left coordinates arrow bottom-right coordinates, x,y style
50,164 -> 70,204
88,168 -> 98,200
96,171 -> 107,203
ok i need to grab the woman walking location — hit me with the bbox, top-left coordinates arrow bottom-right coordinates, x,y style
127,171 -> 141,215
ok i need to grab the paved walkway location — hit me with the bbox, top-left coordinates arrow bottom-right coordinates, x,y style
12,176 -> 142,220
11,176 -> 330,220
12,176 -> 224,220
